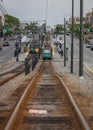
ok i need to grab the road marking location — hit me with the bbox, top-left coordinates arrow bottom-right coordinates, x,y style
84,63 -> 93,74
3,47 -> 8,51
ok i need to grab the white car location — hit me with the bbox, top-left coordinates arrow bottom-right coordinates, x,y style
3,41 -> 9,46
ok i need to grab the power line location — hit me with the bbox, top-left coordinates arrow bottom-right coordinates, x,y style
0,5 -> 5,14
0,3 -> 8,15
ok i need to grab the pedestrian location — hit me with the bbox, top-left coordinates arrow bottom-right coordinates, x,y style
25,57 -> 28,75
60,47 -> 63,57
59,43 -> 62,49
25,56 -> 30,75
15,42 -> 18,48
32,53 -> 36,71
58,47 -> 61,55
14,48 -> 19,61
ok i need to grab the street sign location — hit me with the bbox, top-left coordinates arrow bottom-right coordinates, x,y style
3,29 -> 7,33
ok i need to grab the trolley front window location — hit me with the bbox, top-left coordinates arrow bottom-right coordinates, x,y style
44,50 -> 51,53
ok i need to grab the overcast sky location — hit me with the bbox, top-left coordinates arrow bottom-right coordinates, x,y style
1,0 -> 93,27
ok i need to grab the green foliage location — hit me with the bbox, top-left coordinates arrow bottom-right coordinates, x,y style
5,14 -> 19,27
83,23 -> 92,32
2,15 -> 20,36
25,22 -> 39,34
84,23 -> 91,28
73,24 -> 80,35
54,24 -> 64,34
69,23 -> 92,36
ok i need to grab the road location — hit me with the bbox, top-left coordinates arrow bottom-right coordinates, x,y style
0,39 -> 15,65
68,36 -> 93,66
53,34 -> 93,75
1,34 -> 93,75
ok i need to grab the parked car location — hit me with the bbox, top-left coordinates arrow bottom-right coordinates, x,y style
54,41 -> 60,46
86,44 -> 92,48
3,41 -> 9,46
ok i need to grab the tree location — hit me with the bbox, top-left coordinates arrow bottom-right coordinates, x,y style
2,15 -> 20,36
83,23 -> 92,32
5,14 -> 19,28
54,24 -> 64,34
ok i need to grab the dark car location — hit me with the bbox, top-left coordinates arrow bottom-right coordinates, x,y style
3,41 -> 9,46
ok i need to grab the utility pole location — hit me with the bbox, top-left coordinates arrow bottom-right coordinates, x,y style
92,8 -> 93,33
92,8 -> 93,17
79,0 -> 83,77
45,0 -> 48,33
71,0 -> 74,73
64,18 -> 66,67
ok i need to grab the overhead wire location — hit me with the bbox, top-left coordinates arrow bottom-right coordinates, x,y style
0,4 -> 4,14
0,2 -> 8,15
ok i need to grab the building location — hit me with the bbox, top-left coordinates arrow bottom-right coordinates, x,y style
19,22 -> 27,30
68,16 -> 86,25
0,14 -> 5,25
85,8 -> 93,25
67,8 -> 93,26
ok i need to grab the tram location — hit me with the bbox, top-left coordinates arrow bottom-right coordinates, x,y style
42,46 -> 53,60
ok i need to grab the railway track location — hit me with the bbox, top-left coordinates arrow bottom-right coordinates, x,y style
0,63 -> 25,86
2,61 -> 90,130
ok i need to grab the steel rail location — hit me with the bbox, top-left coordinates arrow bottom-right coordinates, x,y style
0,69 -> 24,86
4,61 -> 90,130
4,62 -> 43,130
54,72 -> 90,130
0,63 -> 24,76
0,65 -> 25,86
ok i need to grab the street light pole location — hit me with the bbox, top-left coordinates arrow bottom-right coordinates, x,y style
64,18 -> 66,67
45,0 -> 48,32
79,0 -> 83,77
71,0 -> 74,73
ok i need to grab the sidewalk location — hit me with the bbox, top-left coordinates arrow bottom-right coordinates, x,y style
52,52 -> 71,75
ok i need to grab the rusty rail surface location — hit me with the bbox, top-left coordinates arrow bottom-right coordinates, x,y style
0,63 -> 25,76
0,61 -> 43,130
4,61 -> 90,130
0,64 -> 25,86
